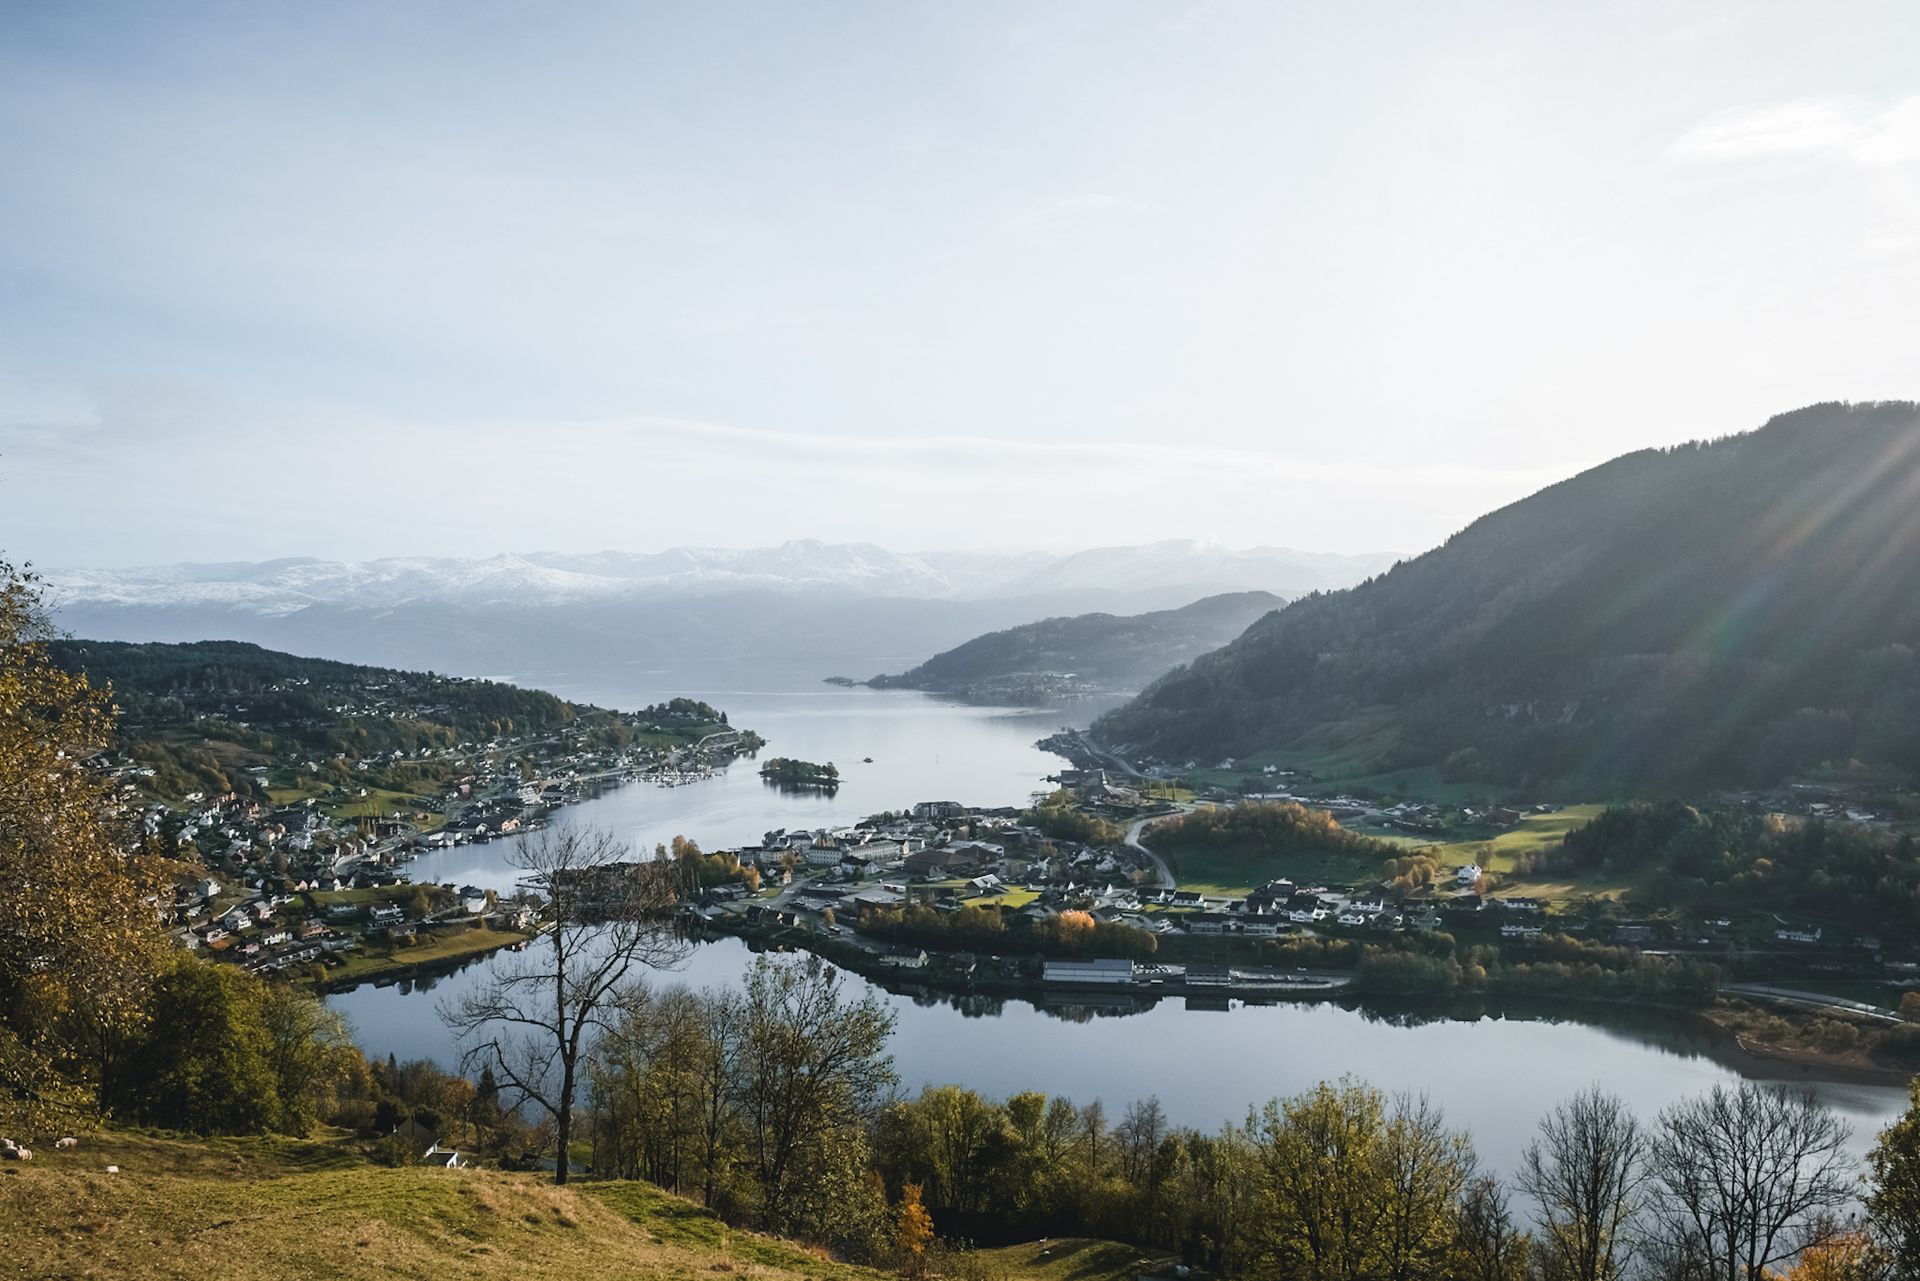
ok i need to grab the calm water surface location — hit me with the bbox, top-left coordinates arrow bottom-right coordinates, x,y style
330,660 -> 1911,1178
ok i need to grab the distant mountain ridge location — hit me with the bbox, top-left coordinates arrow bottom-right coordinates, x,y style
867,591 -> 1284,704
1096,402 -> 1920,791
46,540 -> 1394,611
43,541 -> 1394,679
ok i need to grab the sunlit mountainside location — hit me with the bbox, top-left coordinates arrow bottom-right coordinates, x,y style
1099,401 -> 1920,792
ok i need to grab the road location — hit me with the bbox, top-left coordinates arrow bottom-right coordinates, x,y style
1065,728 -> 1146,780
1125,809 -> 1190,890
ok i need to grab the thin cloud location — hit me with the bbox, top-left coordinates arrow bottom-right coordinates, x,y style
0,404 -> 1584,567
1670,95 -> 1920,167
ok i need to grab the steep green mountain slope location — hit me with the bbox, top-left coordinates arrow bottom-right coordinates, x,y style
867,591 -> 1282,702
1096,401 -> 1920,791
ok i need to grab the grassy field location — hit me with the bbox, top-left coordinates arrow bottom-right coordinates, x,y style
0,1129 -> 1144,1281
1416,804 -> 1632,901
0,1129 -> 886,1281
913,881 -> 1043,910
972,1238 -> 1178,1281
324,924 -> 533,986
1163,843 -> 1384,896
1146,804 -> 1619,900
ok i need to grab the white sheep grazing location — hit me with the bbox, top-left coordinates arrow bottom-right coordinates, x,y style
0,1137 -> 16,1153
55,1137 -> 77,1149
9,1148 -> 28,1161
104,1164 -> 119,1174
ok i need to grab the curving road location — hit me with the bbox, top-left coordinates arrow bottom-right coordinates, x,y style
1125,807 -> 1194,890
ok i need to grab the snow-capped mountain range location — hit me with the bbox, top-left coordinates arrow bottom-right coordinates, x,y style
43,540 -> 1398,682
47,540 -> 1396,614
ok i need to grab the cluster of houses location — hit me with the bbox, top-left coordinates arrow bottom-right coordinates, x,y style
694,800 -> 1572,952
1132,877 -> 1550,940
1717,783 -> 1888,826
113,708 -> 765,982
694,801 -> 1159,919
164,870 -> 532,978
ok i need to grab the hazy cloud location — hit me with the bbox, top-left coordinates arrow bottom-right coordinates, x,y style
1671,95 -> 1920,167
2,3 -> 1917,570
0,405 -> 1575,567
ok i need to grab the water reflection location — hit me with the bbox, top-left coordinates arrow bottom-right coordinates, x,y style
330,932 -> 1909,1181
324,663 -> 1909,1181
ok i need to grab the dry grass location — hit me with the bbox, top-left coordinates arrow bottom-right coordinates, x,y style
0,1130 -> 891,1281
970,1238 -> 1175,1281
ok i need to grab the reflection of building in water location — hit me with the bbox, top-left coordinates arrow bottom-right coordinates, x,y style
1038,991 -> 1155,1017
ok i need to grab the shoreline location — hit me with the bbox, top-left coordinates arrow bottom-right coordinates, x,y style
697,914 -> 1918,1085
320,925 -> 538,993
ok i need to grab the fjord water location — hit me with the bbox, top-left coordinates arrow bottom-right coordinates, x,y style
331,659 -> 1910,1177
401,659 -> 1091,892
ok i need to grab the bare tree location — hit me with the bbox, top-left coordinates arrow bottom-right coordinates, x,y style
1080,1098 -> 1108,1177
1518,1085 -> 1647,1281
1119,1095 -> 1169,1186
442,826 -> 686,1184
1452,1174 -> 1531,1281
1646,1082 -> 1854,1281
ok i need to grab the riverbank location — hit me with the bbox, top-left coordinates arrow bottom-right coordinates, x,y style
1704,998 -> 1920,1084
697,910 -> 1920,1082
321,922 -> 537,992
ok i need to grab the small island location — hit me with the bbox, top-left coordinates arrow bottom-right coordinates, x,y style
759,756 -> 841,790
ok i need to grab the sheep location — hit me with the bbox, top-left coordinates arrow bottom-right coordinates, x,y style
54,1137 -> 77,1149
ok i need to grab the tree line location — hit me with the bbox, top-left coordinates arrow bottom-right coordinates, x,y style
587,957 -> 1920,1280
1154,800 -> 1398,860
1528,802 -> 1920,939
855,902 -> 1160,960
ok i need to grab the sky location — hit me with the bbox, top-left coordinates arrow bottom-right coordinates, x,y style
2,0 -> 1916,567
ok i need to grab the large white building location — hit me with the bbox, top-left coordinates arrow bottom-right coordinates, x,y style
1042,957 -> 1135,984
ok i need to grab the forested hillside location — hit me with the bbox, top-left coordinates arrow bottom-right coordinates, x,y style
868,591 -> 1282,702
44,638 -> 686,802
50,639 -> 583,738
1097,402 -> 1920,791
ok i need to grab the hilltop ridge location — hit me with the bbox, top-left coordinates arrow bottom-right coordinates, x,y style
867,591 -> 1283,703
1097,401 -> 1920,791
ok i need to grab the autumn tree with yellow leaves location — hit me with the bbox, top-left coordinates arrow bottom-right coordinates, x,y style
0,559 -> 165,1135
894,1182 -> 934,1277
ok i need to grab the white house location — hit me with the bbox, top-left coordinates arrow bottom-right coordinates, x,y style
1455,863 -> 1483,885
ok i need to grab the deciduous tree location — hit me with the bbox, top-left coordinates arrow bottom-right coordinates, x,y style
442,825 -> 685,1184
0,560 -> 163,1135
1868,1078 -> 1920,1277
1646,1082 -> 1854,1281
1517,1086 -> 1646,1281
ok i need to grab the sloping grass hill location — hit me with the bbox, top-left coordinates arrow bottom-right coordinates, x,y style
0,1130 -> 881,1281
